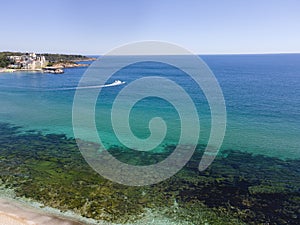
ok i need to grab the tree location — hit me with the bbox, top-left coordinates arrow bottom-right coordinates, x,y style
0,55 -> 11,68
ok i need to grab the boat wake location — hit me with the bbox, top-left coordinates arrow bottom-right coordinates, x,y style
0,80 -> 126,92
56,80 -> 126,91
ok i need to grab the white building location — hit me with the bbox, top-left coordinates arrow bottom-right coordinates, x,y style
8,53 -> 47,70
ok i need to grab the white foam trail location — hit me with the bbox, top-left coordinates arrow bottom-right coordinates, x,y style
0,80 -> 126,92
56,80 -> 126,91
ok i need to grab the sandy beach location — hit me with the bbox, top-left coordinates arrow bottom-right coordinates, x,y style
0,198 -> 83,225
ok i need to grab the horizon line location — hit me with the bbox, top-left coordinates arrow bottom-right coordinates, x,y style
1,50 -> 300,56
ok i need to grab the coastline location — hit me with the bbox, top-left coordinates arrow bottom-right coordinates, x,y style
0,182 -> 185,225
0,183 -> 97,225
0,54 -> 95,74
0,68 -> 43,73
0,195 -> 188,225
0,63 -> 90,74
0,197 -> 87,225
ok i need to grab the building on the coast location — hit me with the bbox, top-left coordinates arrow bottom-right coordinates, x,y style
8,53 -> 47,70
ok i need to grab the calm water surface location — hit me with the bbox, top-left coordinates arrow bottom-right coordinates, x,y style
0,55 -> 299,158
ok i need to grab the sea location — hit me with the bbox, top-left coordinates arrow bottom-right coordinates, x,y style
0,54 -> 299,224
0,54 -> 299,158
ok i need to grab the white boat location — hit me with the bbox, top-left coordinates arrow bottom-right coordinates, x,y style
105,80 -> 126,87
113,80 -> 125,85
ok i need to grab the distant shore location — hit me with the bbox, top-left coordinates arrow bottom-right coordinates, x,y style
0,61 -> 94,74
50,61 -> 92,69
0,51 -> 96,73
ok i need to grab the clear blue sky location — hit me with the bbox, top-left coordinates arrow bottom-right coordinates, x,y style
1,0 -> 299,54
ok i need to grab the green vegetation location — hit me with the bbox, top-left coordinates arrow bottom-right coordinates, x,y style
42,53 -> 92,62
0,52 -> 13,68
0,123 -> 299,224
0,51 -> 93,68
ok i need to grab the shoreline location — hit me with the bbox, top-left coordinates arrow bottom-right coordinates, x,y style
0,57 -> 95,74
0,197 -> 87,225
0,63 -> 90,74
0,185 -> 98,225
0,196 -> 186,225
0,68 -> 43,73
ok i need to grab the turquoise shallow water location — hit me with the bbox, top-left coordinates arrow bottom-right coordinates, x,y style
0,54 -> 299,159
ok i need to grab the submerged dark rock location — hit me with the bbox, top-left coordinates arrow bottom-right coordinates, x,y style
0,122 -> 299,224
